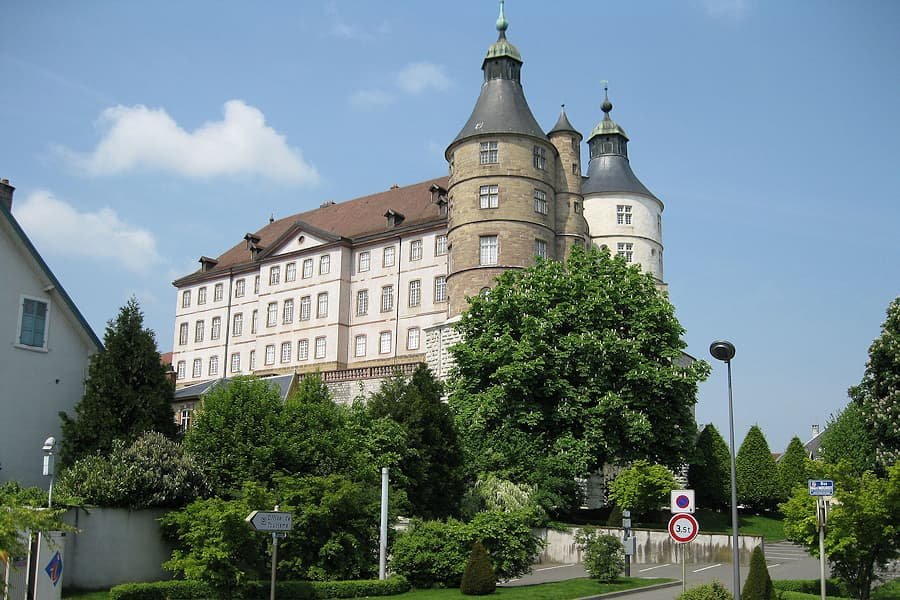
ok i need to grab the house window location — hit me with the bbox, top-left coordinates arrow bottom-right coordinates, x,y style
285,262 -> 297,282
300,296 -> 311,320
479,141 -> 498,164
214,283 -> 223,302
194,320 -> 204,343
233,313 -> 243,337
381,285 -> 394,312
407,327 -> 420,350
479,235 -> 498,266
434,276 -> 447,302
264,344 -> 275,365
266,302 -> 277,327
479,185 -> 499,209
231,352 -> 241,373
617,242 -> 634,263
235,279 -> 245,297
617,205 -> 632,225
192,358 -> 202,378
197,287 -> 207,305
208,355 -> 218,376
211,316 -> 221,340
179,322 -> 189,346
176,361 -> 186,380
298,339 -> 309,360
320,255 -> 330,275
317,292 -> 328,318
533,145 -> 546,170
357,289 -> 369,316
379,331 -> 392,354
435,234 -> 448,256
250,350 -> 256,370
269,266 -> 280,285
410,240 -> 423,261
354,334 -> 367,357
280,342 -> 292,363
254,276 -> 260,294
409,279 -> 421,307
182,291 -> 191,308
302,258 -> 313,279
533,189 -> 548,215
535,239 -> 548,259
314,336 -> 326,359
358,251 -> 370,272
179,407 -> 192,433
657,214 -> 662,234
251,310 -> 258,334
572,162 -> 578,175
283,299 -> 294,324
383,246 -> 395,267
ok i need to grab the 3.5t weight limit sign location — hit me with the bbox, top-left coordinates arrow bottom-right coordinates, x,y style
668,513 -> 699,543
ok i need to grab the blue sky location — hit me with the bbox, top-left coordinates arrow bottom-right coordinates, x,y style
3,1 -> 898,454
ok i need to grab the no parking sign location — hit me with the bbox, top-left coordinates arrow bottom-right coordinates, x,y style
670,489 -> 695,514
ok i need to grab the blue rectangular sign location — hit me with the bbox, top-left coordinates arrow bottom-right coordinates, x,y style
808,479 -> 834,496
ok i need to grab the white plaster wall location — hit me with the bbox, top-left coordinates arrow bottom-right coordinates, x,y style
583,192 -> 664,281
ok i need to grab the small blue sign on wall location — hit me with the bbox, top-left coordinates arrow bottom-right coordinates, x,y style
808,479 -> 834,496
44,550 -> 63,587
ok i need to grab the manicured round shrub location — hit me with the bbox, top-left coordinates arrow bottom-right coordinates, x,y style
460,542 -> 497,595
677,581 -> 734,600
574,530 -> 624,582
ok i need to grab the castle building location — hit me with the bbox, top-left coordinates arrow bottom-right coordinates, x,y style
169,3 -> 665,416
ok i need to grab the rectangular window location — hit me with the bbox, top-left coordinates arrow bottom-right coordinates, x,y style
383,246 -> 395,267
280,341 -> 292,363
381,285 -> 394,312
269,266 -> 280,285
320,255 -> 330,275
251,309 -> 258,334
285,262 -> 297,282
314,336 -> 326,359
479,185 -> 499,209
208,355 -> 218,376
235,278 -> 245,297
358,251 -> 370,272
533,189 -> 548,215
379,331 -> 392,354
211,316 -> 221,340
357,289 -> 369,316
410,240 -> 423,261
283,299 -> 294,324
409,279 -> 421,307
177,361 -> 186,380
182,290 -> 191,308
233,313 -> 243,337
407,327 -> 420,350
192,358 -> 202,378
317,292 -> 328,318
195,320 -> 204,343
435,234 -> 448,256
197,287 -> 207,305
434,276 -> 447,303
300,296 -> 311,320
533,145 -> 546,170
572,162 -> 578,175
354,334 -> 367,357
214,283 -> 223,302
617,242 -> 634,263
617,204 -> 633,225
264,344 -> 275,365
657,214 -> 662,234
298,339 -> 309,360
250,350 -> 256,370
479,141 -> 498,164
535,239 -> 548,259
302,258 -> 313,279
266,302 -> 277,327
231,352 -> 241,373
179,322 -> 189,345
254,275 -> 260,294
480,235 -> 498,266
180,407 -> 192,432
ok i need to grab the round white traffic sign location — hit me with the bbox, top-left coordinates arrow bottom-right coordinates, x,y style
668,513 -> 699,543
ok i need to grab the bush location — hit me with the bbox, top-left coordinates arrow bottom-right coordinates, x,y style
109,580 -> 212,600
677,581 -> 734,600
460,542 -> 497,595
311,576 -> 410,598
109,577 -> 408,599
742,546 -> 773,600
574,530 -> 624,582
772,580 -> 848,597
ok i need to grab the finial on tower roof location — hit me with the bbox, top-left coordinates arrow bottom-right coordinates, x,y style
601,80 -> 613,119
496,0 -> 509,34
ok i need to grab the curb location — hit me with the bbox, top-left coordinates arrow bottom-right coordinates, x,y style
574,580 -> 682,600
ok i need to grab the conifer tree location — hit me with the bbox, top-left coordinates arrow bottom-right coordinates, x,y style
777,437 -> 809,497
688,424 -> 731,510
736,425 -> 781,511
60,298 -> 176,465
460,542 -> 496,595
741,546 -> 773,600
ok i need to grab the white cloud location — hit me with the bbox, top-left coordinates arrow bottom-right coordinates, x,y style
702,0 -> 749,19
63,100 -> 319,184
395,62 -> 451,95
349,89 -> 394,110
15,190 -> 163,272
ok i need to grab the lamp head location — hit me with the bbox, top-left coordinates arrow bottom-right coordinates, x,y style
42,436 -> 56,452
709,340 -> 736,362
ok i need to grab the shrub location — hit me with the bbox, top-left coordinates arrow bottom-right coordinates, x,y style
772,579 -> 848,597
574,530 -> 624,582
109,577 -> 408,599
460,542 -> 497,595
678,581 -> 735,600
742,546 -> 773,600
311,576 -> 410,598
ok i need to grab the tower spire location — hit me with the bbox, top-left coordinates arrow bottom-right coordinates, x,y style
601,80 -> 613,120
496,0 -> 509,35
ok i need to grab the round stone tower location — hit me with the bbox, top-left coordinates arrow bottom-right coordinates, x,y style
548,105 -> 589,257
582,85 -> 666,286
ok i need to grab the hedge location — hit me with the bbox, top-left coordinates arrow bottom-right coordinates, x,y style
772,579 -> 849,597
109,576 -> 410,599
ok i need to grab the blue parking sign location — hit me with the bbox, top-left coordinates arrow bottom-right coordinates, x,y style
808,479 -> 834,496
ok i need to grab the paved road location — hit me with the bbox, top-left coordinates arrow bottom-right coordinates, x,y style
502,541 -> 829,599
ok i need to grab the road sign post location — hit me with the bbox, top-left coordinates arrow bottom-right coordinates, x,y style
247,507 -> 293,600
668,512 -> 699,594
808,481 -> 834,600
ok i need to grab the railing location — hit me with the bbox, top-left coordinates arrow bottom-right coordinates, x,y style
322,362 -> 420,383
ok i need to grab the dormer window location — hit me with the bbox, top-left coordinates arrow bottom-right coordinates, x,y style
384,209 -> 405,227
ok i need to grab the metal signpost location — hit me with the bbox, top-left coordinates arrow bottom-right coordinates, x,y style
622,510 -> 634,576
247,507 -> 293,600
668,511 -> 699,594
808,480 -> 834,600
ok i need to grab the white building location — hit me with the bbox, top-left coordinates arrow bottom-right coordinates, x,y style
0,179 -> 101,487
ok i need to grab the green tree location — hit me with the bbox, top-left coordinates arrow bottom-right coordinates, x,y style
736,425 -> 781,511
607,461 -> 677,519
59,298 -> 176,465
781,462 -> 900,600
449,247 -> 709,511
819,403 -> 877,476
849,297 -> 899,472
366,365 -> 465,519
741,545 -> 773,600
574,530 -> 625,582
778,436 -> 810,498
460,542 -> 496,595
688,424 -> 732,511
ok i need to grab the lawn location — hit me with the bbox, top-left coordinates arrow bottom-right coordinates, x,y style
631,509 -> 786,541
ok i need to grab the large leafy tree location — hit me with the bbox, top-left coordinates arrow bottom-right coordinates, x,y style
607,460 -> 677,519
736,425 -> 781,511
59,298 -> 176,466
688,423 -> 732,511
778,436 -> 811,498
848,297 -> 899,473
449,247 -> 709,510
819,402 -> 877,477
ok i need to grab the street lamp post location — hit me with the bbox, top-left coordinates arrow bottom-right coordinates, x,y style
42,436 -> 57,508
709,340 -> 740,598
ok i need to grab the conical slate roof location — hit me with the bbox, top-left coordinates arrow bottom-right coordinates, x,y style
548,105 -> 579,137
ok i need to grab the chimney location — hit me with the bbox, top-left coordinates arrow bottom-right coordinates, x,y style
0,179 -> 14,211
811,424 -> 820,437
